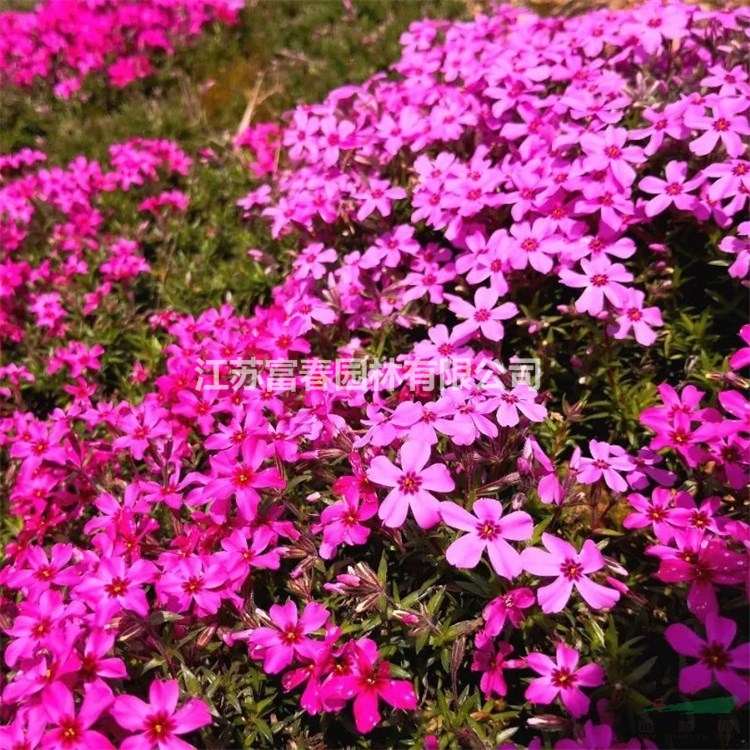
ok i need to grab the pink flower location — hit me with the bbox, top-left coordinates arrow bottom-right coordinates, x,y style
321,638 -> 417,733
624,488 -> 682,544
445,287 -> 518,341
74,557 -> 157,619
43,681 -> 115,750
639,161 -> 703,217
665,614 -> 750,705
559,256 -> 633,315
111,679 -> 212,750
482,588 -> 535,635
471,633 -> 519,697
489,383 -> 548,427
366,441 -> 455,529
580,127 -> 645,188
440,498 -> 533,579
577,440 -> 635,492
686,99 -> 750,158
354,179 -> 407,221
156,555 -> 227,615
525,643 -> 605,717
236,601 -> 329,674
611,289 -> 663,346
521,533 -> 621,613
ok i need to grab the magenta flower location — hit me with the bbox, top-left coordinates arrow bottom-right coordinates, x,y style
611,289 -> 663,346
521,534 -> 621,613
236,600 -> 329,674
471,633 -> 520,698
559,256 -> 633,315
111,679 -> 212,750
321,638 -> 417,734
577,440 -> 635,493
74,557 -> 157,619
445,288 -> 518,342
482,588 -> 536,635
156,555 -> 227,616
639,161 -> 703,217
580,127 -> 645,188
525,643 -> 605,717
665,614 -> 750,705
489,383 -> 548,427
685,99 -> 750,158
366,441 -> 455,529
440,498 -> 533,579
624,488 -> 682,544
43,681 -> 115,750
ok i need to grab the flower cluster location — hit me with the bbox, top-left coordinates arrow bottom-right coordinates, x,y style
0,0 -> 748,748
0,0 -> 241,96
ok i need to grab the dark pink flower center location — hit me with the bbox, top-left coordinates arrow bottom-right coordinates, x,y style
474,309 -> 490,322
714,118 -> 730,132
560,559 -> 582,580
476,520 -> 500,540
665,182 -> 683,195
105,577 -> 129,597
145,712 -> 176,743
700,642 -> 730,670
591,273 -> 608,287
60,717 -> 83,746
398,471 -> 422,495
551,666 -> 578,688
182,576 -> 204,595
282,625 -> 302,644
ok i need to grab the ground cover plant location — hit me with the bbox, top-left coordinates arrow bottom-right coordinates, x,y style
0,0 -> 748,748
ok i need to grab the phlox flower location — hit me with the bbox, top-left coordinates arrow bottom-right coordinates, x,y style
624,488 -> 683,544
445,287 -> 518,341
559,256 -> 633,315
74,557 -> 157,619
489,383 -> 547,427
156,555 -> 227,615
111,679 -> 212,750
525,643 -> 605,717
43,681 -> 115,750
235,601 -> 329,674
471,633 -> 521,697
580,127 -> 645,188
639,161 -> 703,217
321,637 -> 417,734
440,498 -> 533,579
665,614 -> 750,705
521,533 -> 620,613
366,441 -> 455,529
482,588 -> 536,635
649,529 -> 746,621
353,178 -> 407,222
685,99 -> 750,159
577,440 -> 635,493
611,289 -> 663,346
313,495 -> 378,559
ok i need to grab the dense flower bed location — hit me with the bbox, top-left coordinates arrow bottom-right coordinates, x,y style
1,0 -> 749,748
0,0 -> 241,96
